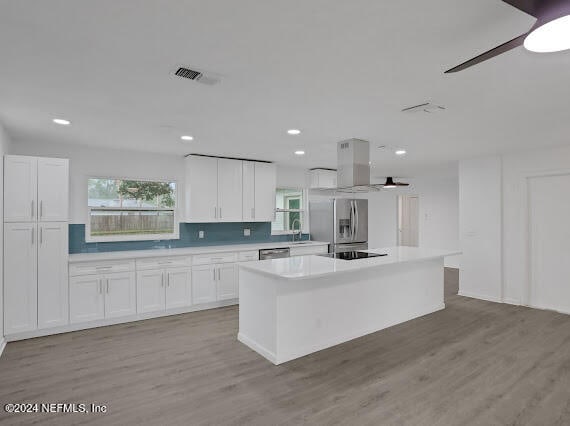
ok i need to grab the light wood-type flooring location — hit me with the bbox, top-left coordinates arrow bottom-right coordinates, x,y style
1,269 -> 570,425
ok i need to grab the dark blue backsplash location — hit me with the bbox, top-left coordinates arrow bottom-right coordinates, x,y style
69,223 -> 310,254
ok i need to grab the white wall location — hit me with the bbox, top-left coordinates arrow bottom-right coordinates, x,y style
0,122 -> 12,344
459,144 -> 570,308
458,156 -> 503,301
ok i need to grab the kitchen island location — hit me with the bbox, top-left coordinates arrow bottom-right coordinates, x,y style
238,246 -> 461,364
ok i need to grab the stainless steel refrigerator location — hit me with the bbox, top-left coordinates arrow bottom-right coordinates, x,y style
309,199 -> 368,253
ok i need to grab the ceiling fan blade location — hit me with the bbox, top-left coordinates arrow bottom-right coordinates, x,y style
501,0 -> 540,18
444,33 -> 527,73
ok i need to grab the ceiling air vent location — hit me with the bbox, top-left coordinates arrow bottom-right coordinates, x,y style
401,102 -> 445,113
172,65 -> 221,86
175,67 -> 202,80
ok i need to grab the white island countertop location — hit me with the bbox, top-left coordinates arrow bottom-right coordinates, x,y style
69,240 -> 330,263
239,246 -> 461,280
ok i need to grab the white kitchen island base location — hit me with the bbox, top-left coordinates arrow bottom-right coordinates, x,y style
238,247 -> 457,365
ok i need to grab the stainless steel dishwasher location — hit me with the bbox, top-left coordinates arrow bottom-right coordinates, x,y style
259,247 -> 290,260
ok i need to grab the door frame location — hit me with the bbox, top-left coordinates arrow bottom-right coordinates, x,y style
524,169 -> 570,310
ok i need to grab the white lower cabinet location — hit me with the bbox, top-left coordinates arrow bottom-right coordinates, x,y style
137,267 -> 191,313
217,263 -> 238,300
70,272 -> 136,324
191,264 -> 217,304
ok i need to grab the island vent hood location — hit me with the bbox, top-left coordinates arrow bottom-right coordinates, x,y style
335,139 -> 383,193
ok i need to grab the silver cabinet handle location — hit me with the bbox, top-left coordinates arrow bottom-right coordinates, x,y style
106,279 -> 110,294
166,273 -> 170,287
214,206 -> 217,219
251,207 -> 255,219
39,227 -> 43,245
213,268 -> 216,281
31,200 -> 35,218
217,268 -> 220,281
98,279 -> 103,294
161,272 -> 165,287
39,200 -> 43,218
31,228 -> 34,245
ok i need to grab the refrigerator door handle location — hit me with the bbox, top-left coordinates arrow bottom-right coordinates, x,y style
351,201 -> 356,241
354,201 -> 359,241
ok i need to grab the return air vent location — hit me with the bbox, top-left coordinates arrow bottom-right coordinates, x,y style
175,67 -> 202,80
172,65 -> 221,86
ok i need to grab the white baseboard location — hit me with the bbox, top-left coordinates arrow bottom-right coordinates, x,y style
458,291 -> 502,303
0,337 -> 6,358
237,332 -> 277,364
5,299 -> 238,342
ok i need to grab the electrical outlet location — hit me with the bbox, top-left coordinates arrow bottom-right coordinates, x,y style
244,228 -> 251,236
198,230 -> 204,239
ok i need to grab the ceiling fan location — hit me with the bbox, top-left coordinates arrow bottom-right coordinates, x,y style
380,177 -> 410,189
445,0 -> 570,73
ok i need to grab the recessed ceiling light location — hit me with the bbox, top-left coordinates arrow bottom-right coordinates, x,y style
395,150 -> 407,156
287,129 -> 301,135
294,150 -> 305,155
524,15 -> 570,53
52,118 -> 71,126
180,135 -> 194,141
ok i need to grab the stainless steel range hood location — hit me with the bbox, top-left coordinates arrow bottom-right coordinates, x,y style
335,139 -> 383,193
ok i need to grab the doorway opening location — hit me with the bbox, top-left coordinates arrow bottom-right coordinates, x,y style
398,195 -> 419,247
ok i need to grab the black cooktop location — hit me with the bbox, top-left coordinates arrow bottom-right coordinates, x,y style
317,251 -> 388,261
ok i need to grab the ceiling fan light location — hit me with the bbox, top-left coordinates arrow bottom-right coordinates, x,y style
524,14 -> 570,53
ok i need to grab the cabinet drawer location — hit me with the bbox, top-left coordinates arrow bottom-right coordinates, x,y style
192,252 -> 237,265
289,245 -> 328,257
136,256 -> 192,271
69,260 -> 135,277
238,250 -> 259,262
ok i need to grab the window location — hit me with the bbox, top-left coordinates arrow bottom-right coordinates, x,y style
272,188 -> 305,234
87,178 -> 178,242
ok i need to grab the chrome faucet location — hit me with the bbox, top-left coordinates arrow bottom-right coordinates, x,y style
290,218 -> 302,242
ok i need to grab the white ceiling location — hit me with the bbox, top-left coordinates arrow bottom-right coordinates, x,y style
1,0 -> 569,177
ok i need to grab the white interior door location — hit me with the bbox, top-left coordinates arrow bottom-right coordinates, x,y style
165,268 -> 191,309
4,155 -> 37,222
217,158 -> 243,221
37,157 -> 69,221
3,223 -> 38,334
398,195 -> 419,247
105,272 -> 137,318
136,270 -> 165,313
37,223 -> 69,329
528,173 -> 570,313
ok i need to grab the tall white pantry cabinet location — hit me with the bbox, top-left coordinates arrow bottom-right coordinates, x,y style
3,155 -> 69,335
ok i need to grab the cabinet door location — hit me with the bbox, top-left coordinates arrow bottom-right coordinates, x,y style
165,268 -> 192,309
70,275 -> 105,324
4,156 -> 37,222
37,157 -> 69,222
37,223 -> 69,329
136,270 -> 165,313
217,263 -> 238,300
242,161 -> 256,221
186,155 -> 218,222
191,264 -> 217,304
105,272 -> 137,318
217,158 -> 243,222
254,162 -> 276,222
4,223 -> 38,334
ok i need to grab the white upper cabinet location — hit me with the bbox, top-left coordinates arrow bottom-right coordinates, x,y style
185,155 -> 219,222
4,156 -> 37,222
4,223 -> 38,334
242,161 -> 256,221
217,158 -> 243,222
254,162 -> 277,222
37,157 -> 69,221
186,155 -> 275,223
37,222 -> 69,329
309,169 -> 337,189
4,155 -> 69,223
